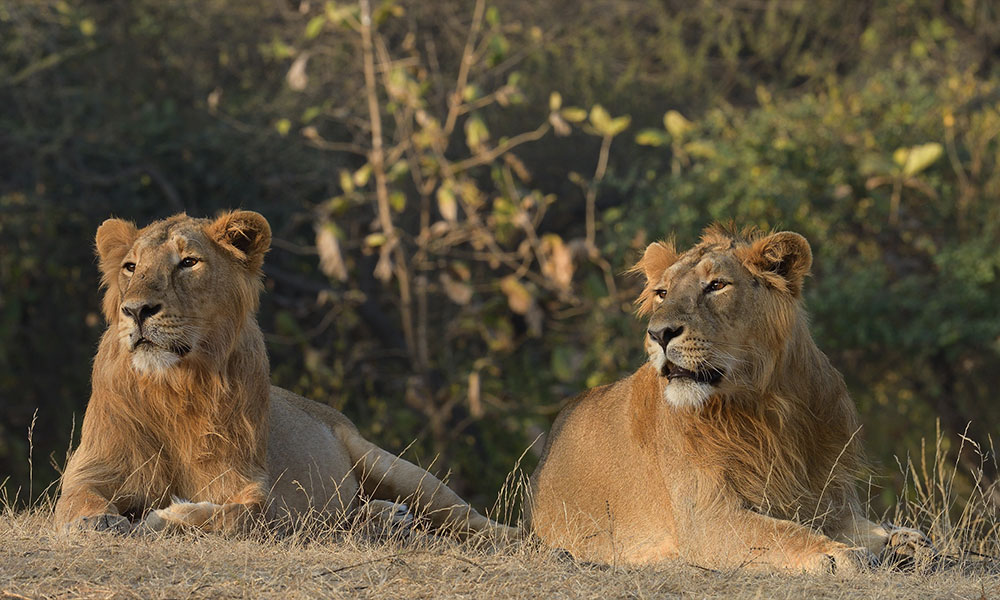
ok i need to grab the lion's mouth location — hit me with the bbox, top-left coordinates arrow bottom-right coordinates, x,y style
662,361 -> 723,385
132,337 -> 192,357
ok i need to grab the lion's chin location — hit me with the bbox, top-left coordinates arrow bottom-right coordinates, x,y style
131,347 -> 181,375
662,378 -> 715,410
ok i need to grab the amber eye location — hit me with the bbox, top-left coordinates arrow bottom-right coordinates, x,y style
123,262 -> 136,273
654,289 -> 668,300
704,280 -> 729,293
179,257 -> 199,269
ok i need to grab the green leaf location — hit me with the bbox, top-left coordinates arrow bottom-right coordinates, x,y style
338,169 -> 354,193
683,140 -> 716,159
465,115 -> 489,150
897,143 -> 944,176
560,107 -> 587,123
364,233 -> 387,247
663,110 -> 694,139
549,92 -> 562,112
607,115 -> 631,136
302,106 -> 322,123
387,160 -> 410,181
589,105 -> 612,135
305,15 -> 326,39
635,128 -> 669,146
486,6 -> 500,27
352,164 -> 371,187
79,18 -> 96,37
389,191 -> 406,213
275,118 -> 291,136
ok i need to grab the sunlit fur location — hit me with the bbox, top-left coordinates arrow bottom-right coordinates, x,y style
528,225 -> 900,573
55,212 -> 514,540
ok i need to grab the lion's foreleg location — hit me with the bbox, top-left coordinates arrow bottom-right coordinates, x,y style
681,506 -> 875,574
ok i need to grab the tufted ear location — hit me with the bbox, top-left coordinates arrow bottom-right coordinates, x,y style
95,218 -> 138,322
628,240 -> 678,316
208,210 -> 271,272
740,231 -> 812,296
95,218 -> 138,280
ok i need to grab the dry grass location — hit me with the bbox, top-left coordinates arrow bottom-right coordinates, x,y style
0,508 -> 996,600
2,429 -> 999,599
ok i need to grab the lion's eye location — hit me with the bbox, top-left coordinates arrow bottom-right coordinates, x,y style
654,289 -> 668,300
179,257 -> 199,269
704,280 -> 729,293
123,262 -> 136,273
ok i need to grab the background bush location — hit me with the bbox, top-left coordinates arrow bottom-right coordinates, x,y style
1,0 -> 998,513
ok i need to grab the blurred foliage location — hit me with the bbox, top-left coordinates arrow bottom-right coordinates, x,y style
1,0 -> 999,513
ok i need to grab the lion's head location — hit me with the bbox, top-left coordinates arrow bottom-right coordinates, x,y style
95,211 -> 271,376
630,225 -> 813,410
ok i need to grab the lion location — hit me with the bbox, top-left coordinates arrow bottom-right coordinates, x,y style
526,226 -> 928,573
54,210 -> 514,540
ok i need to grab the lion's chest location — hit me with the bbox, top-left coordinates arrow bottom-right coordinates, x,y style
120,415 -> 254,509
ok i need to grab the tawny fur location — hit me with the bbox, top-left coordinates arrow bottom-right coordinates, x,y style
527,225 -> 913,573
55,211 -> 513,539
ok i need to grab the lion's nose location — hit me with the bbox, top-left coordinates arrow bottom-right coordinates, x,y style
648,325 -> 683,350
121,301 -> 162,326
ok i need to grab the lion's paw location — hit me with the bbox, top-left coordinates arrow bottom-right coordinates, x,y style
135,500 -> 219,534
880,523 -> 936,571
801,545 -> 877,575
68,513 -> 133,534
355,500 -> 414,540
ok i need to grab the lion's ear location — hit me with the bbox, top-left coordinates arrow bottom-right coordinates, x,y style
95,218 -> 138,323
208,210 -> 272,272
630,240 -> 677,282
628,240 -> 677,316
95,218 -> 138,280
742,231 -> 812,296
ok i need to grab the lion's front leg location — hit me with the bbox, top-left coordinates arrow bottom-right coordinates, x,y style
681,506 -> 875,574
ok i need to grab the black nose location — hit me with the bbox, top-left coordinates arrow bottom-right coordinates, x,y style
648,325 -> 683,349
121,302 -> 162,326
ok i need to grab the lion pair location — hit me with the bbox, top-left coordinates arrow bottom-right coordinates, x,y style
55,211 -> 927,573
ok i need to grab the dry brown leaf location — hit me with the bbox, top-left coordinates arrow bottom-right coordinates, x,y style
440,272 -> 473,305
499,275 -> 533,315
540,233 -> 573,290
286,52 -> 310,91
315,224 -> 348,282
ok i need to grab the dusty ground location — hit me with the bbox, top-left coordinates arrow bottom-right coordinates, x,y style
1,511 -> 997,600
